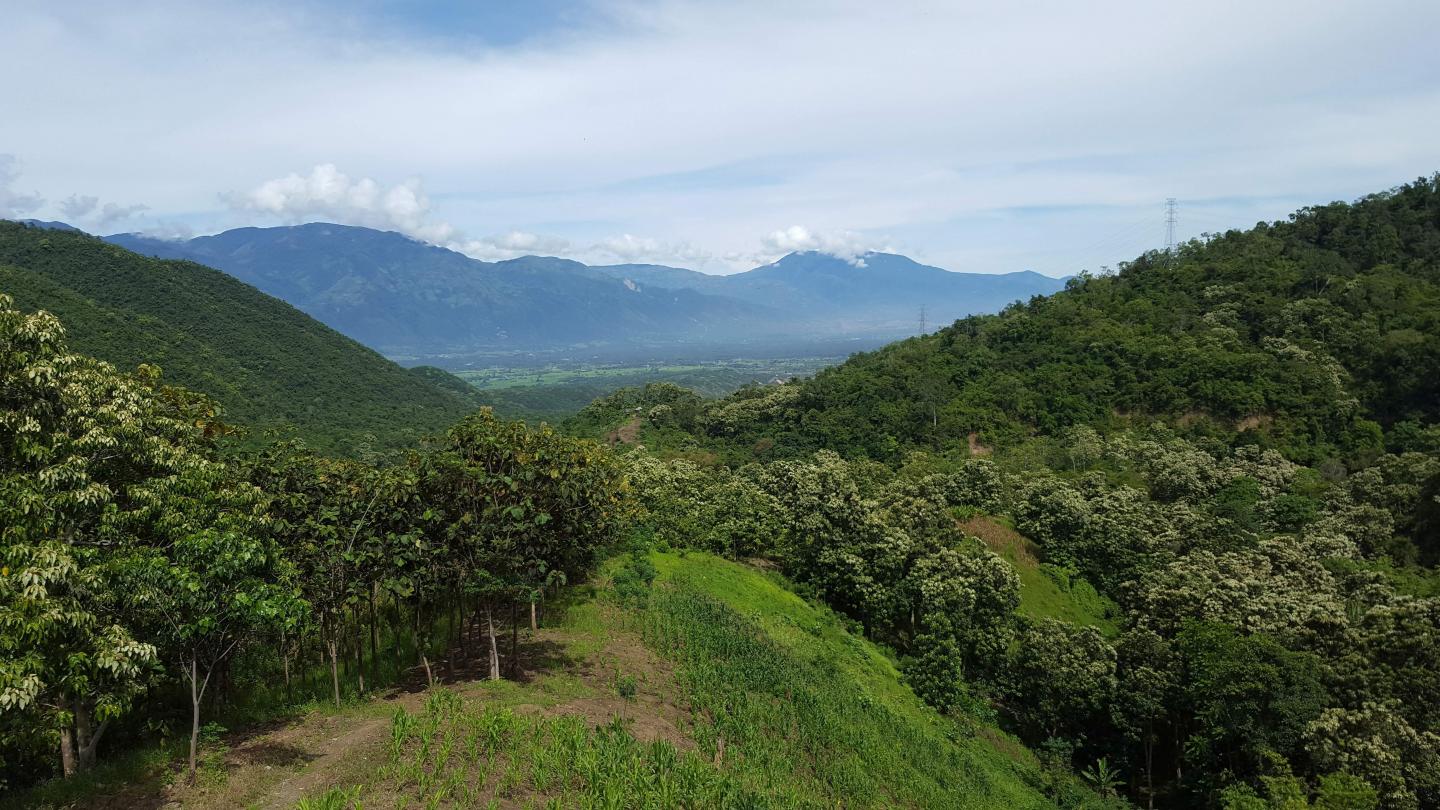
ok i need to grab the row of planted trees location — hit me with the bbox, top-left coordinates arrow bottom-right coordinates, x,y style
0,295 -> 626,788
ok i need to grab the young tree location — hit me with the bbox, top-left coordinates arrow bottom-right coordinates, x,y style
424,410 -> 625,681
116,461 -> 302,781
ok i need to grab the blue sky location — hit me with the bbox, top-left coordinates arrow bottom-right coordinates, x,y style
2,0 -> 1439,274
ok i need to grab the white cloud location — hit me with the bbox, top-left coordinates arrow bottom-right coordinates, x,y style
53,192 -> 148,229
0,155 -> 44,218
3,2 -> 1439,275
230,164 -> 455,243
588,234 -> 710,266
135,220 -> 196,241
95,201 -> 150,227
455,230 -> 571,261
59,193 -> 98,219
759,225 -> 884,266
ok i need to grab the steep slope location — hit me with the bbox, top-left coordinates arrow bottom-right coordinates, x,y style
672,177 -> 1440,463
0,220 -> 479,455
107,224 -> 773,355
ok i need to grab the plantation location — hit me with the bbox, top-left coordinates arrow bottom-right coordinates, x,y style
290,551 -> 1072,809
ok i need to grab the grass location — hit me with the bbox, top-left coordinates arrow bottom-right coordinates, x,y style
959,517 -> 1119,635
643,551 -> 1058,809
369,690 -> 746,809
292,552 -> 1067,808
22,553 -> 1083,809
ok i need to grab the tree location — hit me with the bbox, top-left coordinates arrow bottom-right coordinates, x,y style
0,298 -> 190,776
1004,618 -> 1117,744
1113,629 -> 1179,810
1175,623 -> 1328,795
425,409 -> 625,681
1305,702 -> 1440,810
115,461 -> 302,780
906,545 -> 1018,679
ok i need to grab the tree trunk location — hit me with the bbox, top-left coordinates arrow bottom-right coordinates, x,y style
1144,725 -> 1155,810
392,598 -> 403,672
509,602 -> 519,678
281,628 -> 293,703
531,599 -> 538,632
368,585 -> 379,680
354,605 -> 366,695
73,699 -> 106,771
486,606 -> 500,681
415,598 -> 433,687
327,636 -> 341,707
453,592 -> 463,661
58,696 -> 76,778
188,659 -> 201,781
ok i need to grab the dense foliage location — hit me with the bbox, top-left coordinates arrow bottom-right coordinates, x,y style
9,177 -> 1440,808
579,178 -> 1440,809
597,176 -> 1440,468
0,221 -> 481,456
0,294 -> 623,790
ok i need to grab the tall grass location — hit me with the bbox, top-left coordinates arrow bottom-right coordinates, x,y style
641,561 -> 1053,809
371,688 -> 764,809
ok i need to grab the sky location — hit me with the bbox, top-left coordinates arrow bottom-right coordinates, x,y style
1,0 -> 1438,275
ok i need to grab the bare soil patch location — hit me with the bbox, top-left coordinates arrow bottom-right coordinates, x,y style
959,516 -> 1040,567
89,606 -> 688,809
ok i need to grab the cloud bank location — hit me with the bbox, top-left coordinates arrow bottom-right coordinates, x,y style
4,1 -> 1439,274
230,164 -> 455,244
760,226 -> 886,266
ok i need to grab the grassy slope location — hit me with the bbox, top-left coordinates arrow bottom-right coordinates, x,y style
646,551 -> 1056,808
960,517 -> 1118,634
15,553 -> 1062,809
0,222 -> 479,456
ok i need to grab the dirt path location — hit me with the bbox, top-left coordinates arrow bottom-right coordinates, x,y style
98,606 -> 689,809
605,415 -> 643,446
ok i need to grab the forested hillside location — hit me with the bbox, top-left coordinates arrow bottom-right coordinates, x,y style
1,293 -> 1100,810
0,221 -> 480,455
619,176 -> 1440,466
562,178 -> 1440,809
8,179 -> 1440,809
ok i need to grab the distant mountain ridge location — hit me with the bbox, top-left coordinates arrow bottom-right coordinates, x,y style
104,223 -> 1068,361
593,251 -> 1064,327
0,220 -> 480,456
106,224 -> 772,357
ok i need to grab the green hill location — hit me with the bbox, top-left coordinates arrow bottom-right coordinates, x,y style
640,176 -> 1440,466
553,178 -> 1440,808
0,220 -> 480,456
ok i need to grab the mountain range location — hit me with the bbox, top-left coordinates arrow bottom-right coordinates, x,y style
104,224 -> 1066,362
0,220 -> 480,456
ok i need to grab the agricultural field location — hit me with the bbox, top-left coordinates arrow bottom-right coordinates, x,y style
454,357 -> 841,423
